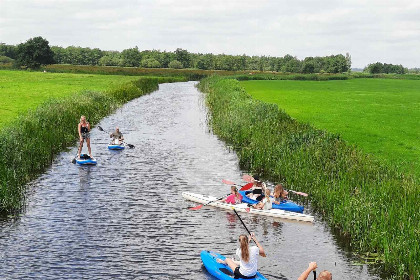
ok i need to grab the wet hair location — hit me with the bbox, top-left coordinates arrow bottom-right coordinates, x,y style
318,270 -> 332,280
239,234 -> 250,262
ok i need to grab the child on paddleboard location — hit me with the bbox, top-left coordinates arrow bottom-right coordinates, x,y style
217,233 -> 266,279
298,262 -> 332,280
253,189 -> 272,210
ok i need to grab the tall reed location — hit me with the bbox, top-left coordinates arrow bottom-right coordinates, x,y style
0,76 -> 180,213
198,76 -> 419,280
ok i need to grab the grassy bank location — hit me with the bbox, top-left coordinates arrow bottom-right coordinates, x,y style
198,77 -> 419,279
0,74 -> 184,213
241,79 -> 420,176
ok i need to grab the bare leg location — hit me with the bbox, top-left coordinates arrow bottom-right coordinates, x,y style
216,258 -> 238,272
78,140 -> 84,157
87,138 -> 92,156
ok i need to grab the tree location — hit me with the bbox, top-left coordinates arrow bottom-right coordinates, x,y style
175,48 -> 191,68
16,36 -> 55,69
140,58 -> 161,68
120,46 -> 142,67
168,60 -> 183,69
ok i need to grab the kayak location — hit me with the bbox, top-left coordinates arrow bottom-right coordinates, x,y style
182,192 -> 314,223
75,154 -> 97,165
239,190 -> 304,213
201,250 -> 267,280
108,143 -> 125,150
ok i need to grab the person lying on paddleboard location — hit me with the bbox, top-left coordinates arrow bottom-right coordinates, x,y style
273,184 -> 288,204
298,262 -> 332,280
110,127 -> 124,145
221,186 -> 243,204
253,189 -> 272,210
77,115 -> 93,159
217,233 -> 266,279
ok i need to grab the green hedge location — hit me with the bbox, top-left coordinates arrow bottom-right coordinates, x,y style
0,76 -> 182,213
198,76 -> 419,280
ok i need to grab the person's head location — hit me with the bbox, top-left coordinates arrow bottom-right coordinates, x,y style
80,115 -> 86,123
317,271 -> 332,280
238,234 -> 250,262
265,189 -> 271,201
231,185 -> 238,195
116,126 -> 119,132
274,184 -> 284,197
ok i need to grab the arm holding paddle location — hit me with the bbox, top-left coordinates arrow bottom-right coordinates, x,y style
298,262 -> 317,280
250,233 -> 266,257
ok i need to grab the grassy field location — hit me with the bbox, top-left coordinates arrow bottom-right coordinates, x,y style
0,70 -> 141,128
241,79 -> 420,176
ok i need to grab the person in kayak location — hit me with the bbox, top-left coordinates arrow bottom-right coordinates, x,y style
253,189 -> 272,210
217,233 -> 266,279
77,115 -> 93,159
298,262 -> 332,280
221,186 -> 243,204
273,184 -> 288,205
110,127 -> 124,145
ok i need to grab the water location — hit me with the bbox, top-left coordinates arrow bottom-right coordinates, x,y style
0,82 -> 381,280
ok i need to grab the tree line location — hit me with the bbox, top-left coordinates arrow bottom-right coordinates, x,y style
0,36 -> 411,74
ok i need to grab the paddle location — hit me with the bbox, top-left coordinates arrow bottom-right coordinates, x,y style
97,126 -> 135,148
243,174 -> 309,197
232,208 -> 266,257
189,183 -> 254,210
313,270 -> 317,280
222,180 -> 254,191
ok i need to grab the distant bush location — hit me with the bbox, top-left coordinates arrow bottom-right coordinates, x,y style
0,56 -> 14,64
140,58 -> 161,68
168,60 -> 183,69
364,62 -> 408,74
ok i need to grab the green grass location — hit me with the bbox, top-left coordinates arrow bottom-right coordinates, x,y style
0,70 -> 141,129
199,76 -> 419,279
241,79 -> 420,176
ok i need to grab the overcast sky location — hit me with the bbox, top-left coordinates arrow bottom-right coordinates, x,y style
1,0 -> 419,68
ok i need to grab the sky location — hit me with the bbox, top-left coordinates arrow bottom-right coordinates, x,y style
0,0 -> 419,68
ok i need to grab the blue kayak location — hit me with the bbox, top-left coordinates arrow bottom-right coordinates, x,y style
75,154 -> 97,165
201,250 -> 267,280
108,143 -> 125,150
239,191 -> 304,213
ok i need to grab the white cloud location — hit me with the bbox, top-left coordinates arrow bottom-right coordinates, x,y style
0,0 -> 419,67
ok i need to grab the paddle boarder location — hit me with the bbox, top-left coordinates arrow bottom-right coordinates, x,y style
216,233 -> 266,279
298,262 -> 332,280
110,127 -> 124,145
77,115 -> 93,159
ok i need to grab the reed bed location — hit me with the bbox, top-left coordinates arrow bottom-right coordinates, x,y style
198,76 -> 419,279
0,76 -> 181,213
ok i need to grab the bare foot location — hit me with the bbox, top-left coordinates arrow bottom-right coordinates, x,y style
216,258 -> 226,264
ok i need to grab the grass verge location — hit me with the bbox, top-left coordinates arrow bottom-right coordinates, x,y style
198,76 -> 419,280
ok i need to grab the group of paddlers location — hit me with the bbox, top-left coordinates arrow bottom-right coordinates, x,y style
219,175 -> 332,280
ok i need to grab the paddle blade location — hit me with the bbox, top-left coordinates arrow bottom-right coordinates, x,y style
97,126 -> 104,131
126,143 -> 135,149
240,182 -> 254,191
71,158 -> 76,164
189,204 -> 203,210
290,190 -> 309,197
222,179 -> 235,185
242,174 -> 253,183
